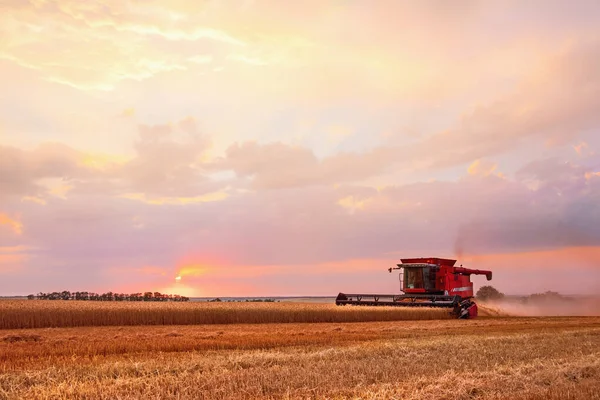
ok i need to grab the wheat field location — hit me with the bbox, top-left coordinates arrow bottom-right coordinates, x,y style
1,300 -> 599,399
0,300 -> 451,329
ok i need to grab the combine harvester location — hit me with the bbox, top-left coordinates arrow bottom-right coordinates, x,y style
335,257 -> 493,319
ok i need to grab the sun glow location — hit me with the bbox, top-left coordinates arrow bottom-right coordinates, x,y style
177,264 -> 210,278
158,284 -> 200,298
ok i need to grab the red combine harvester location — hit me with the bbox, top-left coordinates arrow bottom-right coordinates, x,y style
335,257 -> 493,318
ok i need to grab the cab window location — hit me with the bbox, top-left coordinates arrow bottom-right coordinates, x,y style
405,268 -> 424,289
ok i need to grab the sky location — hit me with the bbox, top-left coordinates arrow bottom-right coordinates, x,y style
1,0 -> 600,297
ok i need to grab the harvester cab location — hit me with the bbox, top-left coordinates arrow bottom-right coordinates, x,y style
335,257 -> 492,319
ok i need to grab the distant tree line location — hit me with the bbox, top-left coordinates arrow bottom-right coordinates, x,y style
27,291 -> 189,302
208,298 -> 279,302
476,286 -> 572,303
523,290 -> 571,303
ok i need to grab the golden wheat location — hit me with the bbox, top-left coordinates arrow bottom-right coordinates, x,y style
0,300 -> 452,329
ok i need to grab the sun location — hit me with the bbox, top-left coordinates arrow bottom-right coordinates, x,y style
175,275 -> 182,282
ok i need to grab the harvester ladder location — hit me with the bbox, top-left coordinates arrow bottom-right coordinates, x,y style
398,268 -> 404,292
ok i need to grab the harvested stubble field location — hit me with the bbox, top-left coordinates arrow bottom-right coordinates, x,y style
1,301 -> 599,400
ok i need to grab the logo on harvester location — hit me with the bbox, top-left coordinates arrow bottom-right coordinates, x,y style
451,287 -> 471,292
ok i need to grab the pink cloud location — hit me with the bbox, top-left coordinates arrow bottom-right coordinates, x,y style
0,213 -> 23,235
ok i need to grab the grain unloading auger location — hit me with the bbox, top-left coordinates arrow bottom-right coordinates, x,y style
335,257 -> 493,319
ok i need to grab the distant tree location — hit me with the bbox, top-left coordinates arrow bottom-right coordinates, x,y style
27,290 -> 189,302
476,285 -> 505,302
526,291 -> 567,303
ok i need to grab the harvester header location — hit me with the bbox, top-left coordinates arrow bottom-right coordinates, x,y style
336,257 -> 493,318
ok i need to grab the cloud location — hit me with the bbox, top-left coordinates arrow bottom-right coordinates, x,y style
337,195 -> 371,214
188,55 -> 214,64
0,143 -> 122,200
79,153 -> 130,171
219,140 -> 397,189
452,159 -> 600,256
0,116 -> 229,202
0,213 -> 23,235
227,54 -> 269,66
394,40 -> 600,171
119,108 -> 136,118
21,196 -> 47,206
120,117 -> 219,197
0,142 -> 96,198
47,182 -> 74,199
467,159 -> 498,177
586,172 -> 600,180
221,141 -> 318,189
120,191 -> 229,205
0,0 -> 242,90
326,125 -> 353,145
214,40 -> 600,190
